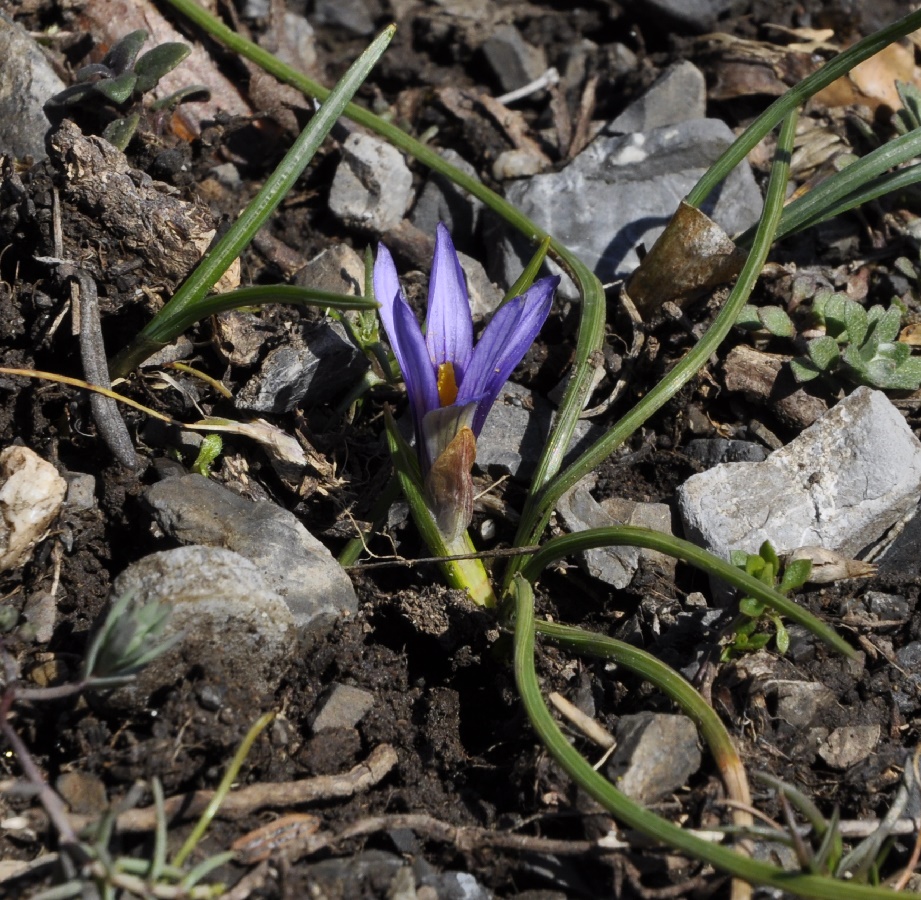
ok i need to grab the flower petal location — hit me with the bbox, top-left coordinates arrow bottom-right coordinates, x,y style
457,275 -> 558,435
373,242 -> 403,349
392,296 -> 439,434
425,223 -> 473,380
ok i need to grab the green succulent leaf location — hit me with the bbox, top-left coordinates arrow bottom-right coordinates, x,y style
730,548 -> 751,567
134,42 -> 192,93
192,434 -> 223,477
735,304 -> 763,331
843,300 -> 868,345
102,112 -> 140,150
44,82 -> 97,108
94,71 -> 138,104
871,305 -> 903,343
820,293 -> 849,339
774,617 -> 791,654
865,354 -> 921,390
780,558 -> 812,593
102,29 -> 149,74
74,62 -> 115,82
739,596 -> 767,618
789,356 -> 822,383
759,305 -> 796,338
150,84 -> 210,110
806,335 -> 840,371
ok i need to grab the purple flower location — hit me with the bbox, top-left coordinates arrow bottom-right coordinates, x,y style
374,223 -> 558,537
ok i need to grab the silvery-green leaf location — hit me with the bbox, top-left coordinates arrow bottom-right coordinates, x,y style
843,300 -> 867,345
94,72 -> 138,104
134,43 -> 192,93
759,305 -> 795,338
789,356 -> 822,383
735,304 -> 762,331
102,113 -> 140,151
102,29 -> 148,74
807,335 -> 840,371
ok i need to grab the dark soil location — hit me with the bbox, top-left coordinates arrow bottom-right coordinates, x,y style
3,0 -> 921,898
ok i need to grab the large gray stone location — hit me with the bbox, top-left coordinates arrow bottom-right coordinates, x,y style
143,474 -> 358,632
107,546 -> 296,708
606,60 -> 706,135
678,388 -> 921,565
493,118 -> 761,298
236,321 -> 368,413
0,13 -> 65,159
605,713 -> 702,803
634,0 -> 735,33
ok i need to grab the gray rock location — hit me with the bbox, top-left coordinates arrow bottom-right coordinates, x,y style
607,61 -> 706,134
635,0 -> 735,33
556,476 -> 675,589
236,321 -> 368,413
410,149 -> 483,246
605,713 -> 701,803
817,724 -> 880,770
64,473 -> 97,511
22,590 -> 56,644
108,546 -> 296,707
493,118 -> 761,298
300,850 -> 492,900
313,684 -> 375,732
772,681 -> 835,728
678,388 -> 921,571
459,250 -> 504,319
475,382 -> 599,481
480,24 -> 547,95
894,641 -> 921,713
865,591 -> 912,623
685,438 -> 767,467
0,13 -> 65,159
143,475 -> 358,633
311,0 -> 374,36
329,132 -> 413,231
295,243 -> 365,296
56,771 -> 108,816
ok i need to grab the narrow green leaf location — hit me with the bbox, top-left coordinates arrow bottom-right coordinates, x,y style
502,236 -> 552,306
111,24 -> 396,375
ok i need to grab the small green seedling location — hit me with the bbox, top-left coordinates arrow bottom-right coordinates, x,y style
45,29 -> 208,149
790,292 -> 921,390
192,433 -> 223,477
738,290 -> 921,391
721,540 -> 811,660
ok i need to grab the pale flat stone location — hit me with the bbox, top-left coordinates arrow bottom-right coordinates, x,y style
678,388 -> 921,565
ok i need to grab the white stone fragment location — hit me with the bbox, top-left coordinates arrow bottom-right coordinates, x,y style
329,132 -> 413,231
0,446 -> 66,573
678,387 -> 921,564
